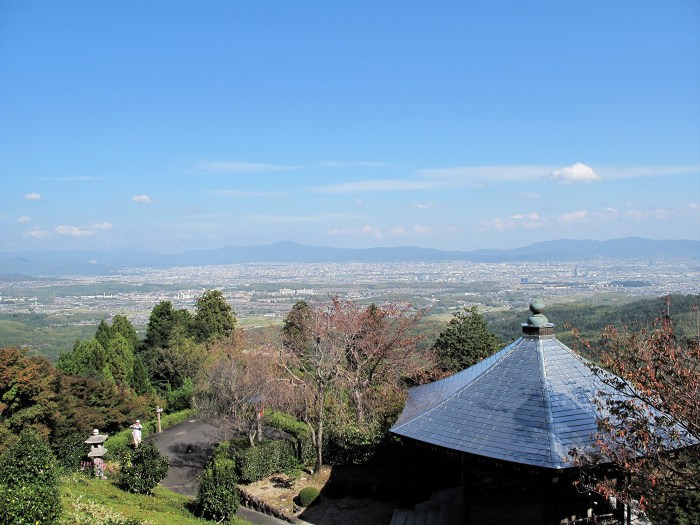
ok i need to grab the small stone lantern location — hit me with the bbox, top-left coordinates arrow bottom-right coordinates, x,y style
85,428 -> 108,478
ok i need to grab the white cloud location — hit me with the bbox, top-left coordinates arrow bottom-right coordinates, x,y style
55,225 -> 94,237
551,163 -> 601,184
92,222 -> 113,230
131,194 -> 151,203
557,210 -> 589,224
480,212 -> 543,232
25,228 -> 50,239
196,161 -> 301,173
88,259 -> 98,264
388,227 -> 408,236
520,192 -> 542,200
413,202 -> 439,210
24,193 -> 41,200
413,225 -> 433,234
16,216 -> 31,223
355,199 -> 365,206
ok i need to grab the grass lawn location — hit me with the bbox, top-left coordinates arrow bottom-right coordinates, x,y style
59,473 -> 251,525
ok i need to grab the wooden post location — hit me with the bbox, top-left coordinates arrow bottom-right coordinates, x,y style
156,406 -> 163,433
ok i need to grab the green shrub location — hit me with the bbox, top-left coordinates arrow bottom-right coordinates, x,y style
118,442 -> 169,494
196,451 -> 239,521
53,432 -> 88,471
296,486 -> 320,507
262,411 -> 315,465
0,429 -> 62,524
234,439 -> 299,483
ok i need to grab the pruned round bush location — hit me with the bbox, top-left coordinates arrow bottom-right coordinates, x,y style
297,486 -> 320,507
0,430 -> 61,524
118,442 -> 169,494
196,456 -> 239,521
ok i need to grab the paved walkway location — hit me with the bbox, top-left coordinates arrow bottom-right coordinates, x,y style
147,418 -> 290,525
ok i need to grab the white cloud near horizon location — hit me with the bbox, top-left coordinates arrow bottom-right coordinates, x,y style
132,194 -> 151,203
92,222 -> 113,230
551,163 -> 601,184
196,161 -> 301,174
55,225 -> 95,237
16,216 -> 31,223
25,228 -> 50,239
24,193 -> 41,200
557,210 -> 589,224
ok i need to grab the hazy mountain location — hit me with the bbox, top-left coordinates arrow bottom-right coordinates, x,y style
1,238 -> 698,277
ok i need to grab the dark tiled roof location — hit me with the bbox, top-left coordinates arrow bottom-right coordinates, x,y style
391,332 -> 628,470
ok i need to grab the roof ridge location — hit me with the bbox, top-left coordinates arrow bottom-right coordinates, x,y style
537,338 -> 565,469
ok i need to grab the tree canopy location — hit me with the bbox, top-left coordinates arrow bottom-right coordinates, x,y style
432,306 -> 502,373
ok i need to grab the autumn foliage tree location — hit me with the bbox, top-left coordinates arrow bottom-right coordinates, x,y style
572,302 -> 700,521
280,297 -> 429,470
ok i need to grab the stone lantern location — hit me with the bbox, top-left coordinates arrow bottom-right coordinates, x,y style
85,428 -> 108,478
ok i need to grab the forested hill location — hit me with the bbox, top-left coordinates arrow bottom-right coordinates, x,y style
485,293 -> 700,348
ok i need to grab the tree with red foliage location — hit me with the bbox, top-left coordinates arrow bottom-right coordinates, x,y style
571,302 -> 699,521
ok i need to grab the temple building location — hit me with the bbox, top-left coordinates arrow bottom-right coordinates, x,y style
390,302 -> 691,525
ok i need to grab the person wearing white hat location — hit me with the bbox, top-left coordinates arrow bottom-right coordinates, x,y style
131,419 -> 143,447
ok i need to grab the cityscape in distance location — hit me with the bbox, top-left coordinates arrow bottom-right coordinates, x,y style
1,237 -> 698,354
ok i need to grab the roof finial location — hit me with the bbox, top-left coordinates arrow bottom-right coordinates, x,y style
527,300 -> 548,327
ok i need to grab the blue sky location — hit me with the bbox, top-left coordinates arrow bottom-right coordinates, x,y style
1,1 -> 699,254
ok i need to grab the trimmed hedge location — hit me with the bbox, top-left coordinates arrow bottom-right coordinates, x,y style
196,442 -> 239,521
106,408 -> 197,459
263,411 -> 315,465
296,486 -> 320,507
233,439 -> 300,484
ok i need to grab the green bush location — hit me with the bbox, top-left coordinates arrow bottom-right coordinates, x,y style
118,442 -> 169,494
53,432 -> 89,470
234,439 -> 300,483
0,430 -> 62,524
296,486 -> 320,507
196,444 -> 239,521
263,411 -> 314,465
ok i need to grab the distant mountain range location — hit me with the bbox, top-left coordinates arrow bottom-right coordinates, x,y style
1,237 -> 698,277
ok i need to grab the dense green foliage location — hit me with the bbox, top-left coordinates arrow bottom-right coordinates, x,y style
195,442 -> 240,521
296,486 -> 320,507
485,294 -> 700,348
432,306 -> 502,372
233,438 -> 300,483
0,430 -> 62,525
192,289 -> 236,343
118,442 -> 169,494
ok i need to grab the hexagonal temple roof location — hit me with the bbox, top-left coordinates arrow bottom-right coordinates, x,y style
390,304 -> 695,471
